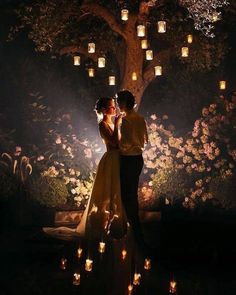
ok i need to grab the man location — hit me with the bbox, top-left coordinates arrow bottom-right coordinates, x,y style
116,90 -> 148,254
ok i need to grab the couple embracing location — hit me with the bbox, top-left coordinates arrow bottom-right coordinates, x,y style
44,90 -> 148,254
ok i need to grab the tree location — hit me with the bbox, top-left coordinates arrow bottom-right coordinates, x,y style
12,0 -> 230,107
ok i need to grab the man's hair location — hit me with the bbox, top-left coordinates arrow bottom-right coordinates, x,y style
116,90 -> 135,110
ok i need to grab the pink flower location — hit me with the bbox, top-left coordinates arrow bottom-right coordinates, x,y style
14,146 -> 22,156
55,136 -> 62,144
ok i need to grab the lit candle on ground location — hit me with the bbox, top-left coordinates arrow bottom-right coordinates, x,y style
133,273 -> 141,285
121,249 -> 127,260
98,242 -> 106,253
73,273 -> 81,285
144,258 -> 151,270
85,259 -> 93,272
128,284 -> 133,295
60,258 -> 67,270
169,280 -> 177,293
77,247 -> 83,258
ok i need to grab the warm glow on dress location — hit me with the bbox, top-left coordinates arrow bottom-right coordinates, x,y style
73,56 -> 80,66
181,47 -> 189,57
137,25 -> 145,37
88,42 -> 96,53
157,21 -> 166,33
121,9 -> 129,21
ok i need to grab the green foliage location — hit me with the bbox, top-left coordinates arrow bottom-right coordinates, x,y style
27,176 -> 68,208
152,167 -> 193,203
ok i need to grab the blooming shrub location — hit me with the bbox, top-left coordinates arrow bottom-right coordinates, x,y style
142,93 -> 236,209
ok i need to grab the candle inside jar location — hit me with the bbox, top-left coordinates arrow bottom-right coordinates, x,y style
121,249 -> 127,260
60,258 -> 67,270
85,259 -> 93,272
133,273 -> 141,285
144,258 -> 151,270
99,242 -> 106,253
77,247 -> 83,258
73,273 -> 81,285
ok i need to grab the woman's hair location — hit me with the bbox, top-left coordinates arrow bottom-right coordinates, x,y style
94,97 -> 113,114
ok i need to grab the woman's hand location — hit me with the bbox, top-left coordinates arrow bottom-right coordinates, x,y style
114,114 -> 123,127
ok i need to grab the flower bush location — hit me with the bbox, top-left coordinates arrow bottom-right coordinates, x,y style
142,93 -> 236,209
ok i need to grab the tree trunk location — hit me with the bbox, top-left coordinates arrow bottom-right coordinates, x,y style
120,32 -> 146,109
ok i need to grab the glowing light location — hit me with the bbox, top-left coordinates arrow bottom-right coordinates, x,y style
121,9 -> 129,21
132,72 -> 137,80
154,65 -> 162,76
109,76 -> 116,85
85,259 -> 93,272
88,68 -> 95,77
133,273 -> 141,285
73,273 -> 81,285
60,258 -> 67,270
141,39 -> 148,49
181,47 -> 189,57
73,56 -> 80,66
169,280 -> 177,293
98,242 -> 106,253
121,249 -> 127,260
144,258 -> 151,270
187,34 -> 193,43
157,21 -> 166,33
98,57 -> 105,68
219,80 -> 226,90
88,42 -> 95,53
77,247 -> 83,258
146,50 -> 153,60
137,25 -> 145,37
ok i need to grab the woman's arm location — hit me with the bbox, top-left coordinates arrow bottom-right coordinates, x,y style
99,119 -> 120,147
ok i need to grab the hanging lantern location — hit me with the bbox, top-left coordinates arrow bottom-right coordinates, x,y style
137,25 -> 145,37
88,42 -> 95,53
121,249 -> 127,260
98,57 -> 105,68
187,34 -> 193,44
141,39 -> 148,49
181,47 -> 189,57
146,50 -> 153,60
88,68 -> 95,77
73,56 -> 80,66
109,76 -> 116,85
169,280 -> 177,293
219,80 -> 226,90
154,65 -> 162,76
73,273 -> 81,286
157,21 -> 166,33
121,9 -> 129,21
132,72 -> 137,81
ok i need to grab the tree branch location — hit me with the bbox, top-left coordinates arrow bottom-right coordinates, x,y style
59,45 -> 100,63
81,3 -> 127,40
143,48 -> 172,86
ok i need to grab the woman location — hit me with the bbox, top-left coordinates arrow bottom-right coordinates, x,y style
43,97 -> 127,240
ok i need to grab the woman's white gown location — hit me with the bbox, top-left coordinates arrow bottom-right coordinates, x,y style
43,122 -> 127,240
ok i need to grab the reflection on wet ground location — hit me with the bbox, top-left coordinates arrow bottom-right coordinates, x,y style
1,217 -> 236,295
